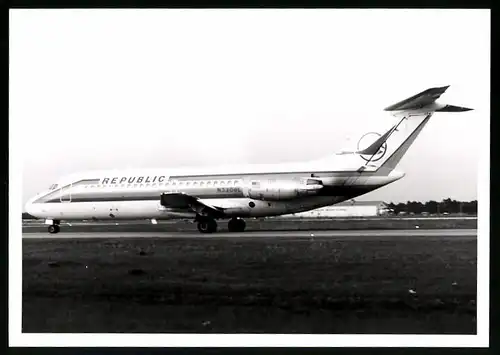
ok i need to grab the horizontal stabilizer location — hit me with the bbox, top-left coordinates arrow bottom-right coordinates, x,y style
435,104 -> 473,112
384,86 -> 450,112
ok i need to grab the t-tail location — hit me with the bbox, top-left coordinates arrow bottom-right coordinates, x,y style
335,85 -> 473,173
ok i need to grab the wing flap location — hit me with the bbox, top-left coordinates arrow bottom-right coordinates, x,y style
160,192 -> 225,217
160,193 -> 197,209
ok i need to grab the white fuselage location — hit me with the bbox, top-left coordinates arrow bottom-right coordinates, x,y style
25,162 -> 405,222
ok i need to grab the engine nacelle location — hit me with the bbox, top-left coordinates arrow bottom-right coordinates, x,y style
242,178 -> 323,201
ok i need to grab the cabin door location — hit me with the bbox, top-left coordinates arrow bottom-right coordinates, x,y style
59,183 -> 72,203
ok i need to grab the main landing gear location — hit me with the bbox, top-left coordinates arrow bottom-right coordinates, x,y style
195,216 -> 246,233
47,220 -> 61,234
196,217 -> 218,233
228,217 -> 246,232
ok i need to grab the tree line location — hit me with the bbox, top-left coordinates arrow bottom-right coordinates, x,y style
385,198 -> 477,215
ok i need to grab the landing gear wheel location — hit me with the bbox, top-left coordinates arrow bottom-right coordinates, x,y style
48,225 -> 60,234
228,218 -> 246,232
197,218 -> 217,233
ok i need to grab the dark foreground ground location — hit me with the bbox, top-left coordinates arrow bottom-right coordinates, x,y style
22,231 -> 477,334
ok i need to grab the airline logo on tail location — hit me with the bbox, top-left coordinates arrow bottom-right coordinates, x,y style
357,132 -> 388,162
354,118 -> 404,164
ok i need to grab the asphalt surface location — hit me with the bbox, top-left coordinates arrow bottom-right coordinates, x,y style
21,216 -> 477,235
21,216 -> 478,228
22,228 -> 477,239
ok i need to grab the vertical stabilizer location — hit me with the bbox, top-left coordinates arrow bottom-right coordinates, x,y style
326,86 -> 473,173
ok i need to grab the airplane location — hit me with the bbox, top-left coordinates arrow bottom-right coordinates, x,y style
24,86 -> 473,234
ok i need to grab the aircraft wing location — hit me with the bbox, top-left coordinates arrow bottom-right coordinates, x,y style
160,192 -> 226,217
384,85 -> 472,112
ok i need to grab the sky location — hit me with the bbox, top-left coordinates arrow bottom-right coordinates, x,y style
11,9 -> 490,206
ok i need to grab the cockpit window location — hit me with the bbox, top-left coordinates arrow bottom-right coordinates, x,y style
47,178 -> 100,191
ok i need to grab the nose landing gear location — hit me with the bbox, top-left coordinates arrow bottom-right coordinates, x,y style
48,225 -> 60,234
47,220 -> 61,234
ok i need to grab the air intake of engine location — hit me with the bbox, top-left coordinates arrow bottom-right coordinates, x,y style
306,178 -> 323,185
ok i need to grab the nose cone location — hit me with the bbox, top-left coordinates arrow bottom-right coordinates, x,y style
24,196 -> 39,218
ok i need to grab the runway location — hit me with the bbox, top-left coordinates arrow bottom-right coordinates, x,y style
21,216 -> 478,227
22,228 -> 477,239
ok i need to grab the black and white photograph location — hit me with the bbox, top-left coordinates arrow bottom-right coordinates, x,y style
10,8 -> 490,347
